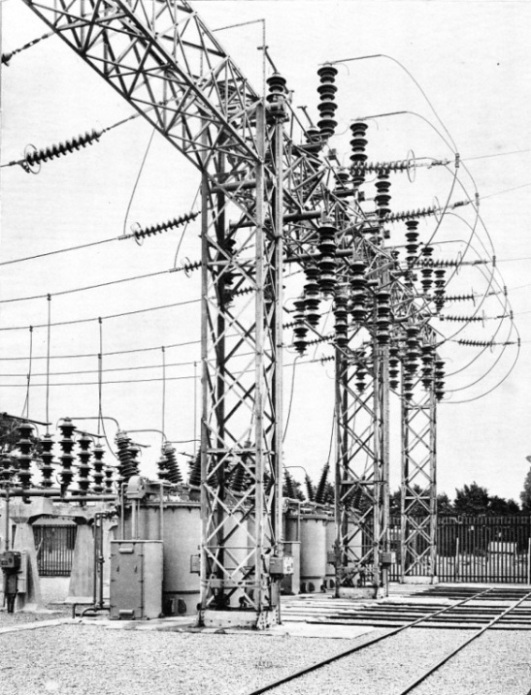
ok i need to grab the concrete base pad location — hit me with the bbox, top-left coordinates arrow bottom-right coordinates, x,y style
401,576 -> 438,585
200,607 -> 280,630
337,586 -> 383,599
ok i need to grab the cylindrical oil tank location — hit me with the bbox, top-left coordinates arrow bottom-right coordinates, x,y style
282,506 -> 301,595
324,513 -> 336,591
122,501 -> 201,615
299,511 -> 327,593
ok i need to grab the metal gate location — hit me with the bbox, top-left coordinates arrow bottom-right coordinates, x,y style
390,515 -> 531,584
33,519 -> 77,577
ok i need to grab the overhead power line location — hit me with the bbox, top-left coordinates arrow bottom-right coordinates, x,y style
0,297 -> 201,332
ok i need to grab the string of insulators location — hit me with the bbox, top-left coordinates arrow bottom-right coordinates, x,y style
350,122 -> 369,188
334,287 -> 349,348
17,423 -> 34,489
419,258 -> 489,268
375,291 -> 391,345
405,220 -> 419,267
39,434 -> 55,488
157,454 -> 169,482
389,346 -> 400,390
163,443 -> 182,485
440,314 -> 484,322
0,453 -> 12,485
433,268 -> 446,312
403,324 -> 420,384
403,373 -> 414,401
434,358 -> 445,400
317,221 -> 337,296
230,460 -> 248,493
316,64 -> 339,138
349,260 -> 367,322
456,339 -> 517,347
188,452 -> 201,487
350,158 -> 436,174
76,434 -> 92,495
92,444 -> 105,494
21,130 -> 102,173
104,464 -> 114,493
293,299 -> 308,355
304,265 -> 321,327
1,31 -> 54,66
314,463 -> 330,505
445,293 -> 477,303
375,171 -> 392,236
133,210 -> 199,240
421,344 -> 435,389
355,361 -> 367,392
420,245 -> 434,295
381,205 -> 438,223
59,417 -> 76,494
266,73 -> 288,122
115,431 -> 139,483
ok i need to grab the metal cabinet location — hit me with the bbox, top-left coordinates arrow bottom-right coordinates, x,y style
110,540 -> 163,620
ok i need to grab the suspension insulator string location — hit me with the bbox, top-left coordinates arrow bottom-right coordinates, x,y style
132,210 -> 200,242
2,130 -> 105,175
1,30 -> 55,66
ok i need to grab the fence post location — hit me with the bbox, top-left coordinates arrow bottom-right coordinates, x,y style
454,535 -> 459,581
527,536 -> 531,586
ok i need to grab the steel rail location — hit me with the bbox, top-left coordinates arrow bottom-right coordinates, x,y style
242,587 -> 494,695
396,588 -> 531,695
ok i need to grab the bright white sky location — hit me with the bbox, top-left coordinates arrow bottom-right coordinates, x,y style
1,0 -> 531,502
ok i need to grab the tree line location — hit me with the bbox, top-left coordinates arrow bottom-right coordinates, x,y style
286,465 -> 527,517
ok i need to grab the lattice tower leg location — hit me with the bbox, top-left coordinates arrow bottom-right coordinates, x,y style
400,379 -> 437,583
199,105 -> 284,628
334,343 -> 390,598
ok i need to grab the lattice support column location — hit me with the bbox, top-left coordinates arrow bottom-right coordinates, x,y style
199,100 -> 285,628
400,379 -> 437,582
334,341 -> 389,599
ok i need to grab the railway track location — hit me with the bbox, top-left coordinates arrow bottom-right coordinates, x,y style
245,587 -> 531,695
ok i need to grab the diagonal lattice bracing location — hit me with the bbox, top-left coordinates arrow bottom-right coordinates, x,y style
334,343 -> 389,596
400,376 -> 437,580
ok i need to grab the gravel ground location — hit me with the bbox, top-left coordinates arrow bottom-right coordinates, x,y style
271,627 -> 531,695
0,606 -> 70,627
1,619 -> 531,695
0,623 -> 364,695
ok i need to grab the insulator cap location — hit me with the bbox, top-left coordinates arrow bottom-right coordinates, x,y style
59,417 -> 76,439
317,64 -> 338,81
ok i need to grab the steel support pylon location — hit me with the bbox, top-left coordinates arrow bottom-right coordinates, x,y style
334,342 -> 390,599
400,378 -> 437,582
18,0 -> 288,628
199,104 -> 286,628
